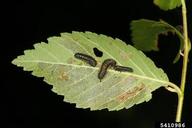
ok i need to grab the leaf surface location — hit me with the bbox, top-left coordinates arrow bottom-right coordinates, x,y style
154,0 -> 181,10
12,31 -> 169,111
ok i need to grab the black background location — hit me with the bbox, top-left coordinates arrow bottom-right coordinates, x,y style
2,0 -> 192,127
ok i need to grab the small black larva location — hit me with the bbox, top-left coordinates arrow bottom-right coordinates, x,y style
98,59 -> 116,81
74,53 -> 97,67
114,65 -> 133,72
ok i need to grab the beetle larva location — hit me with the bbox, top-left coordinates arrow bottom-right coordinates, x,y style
98,59 -> 116,81
114,65 -> 133,72
74,53 -> 97,67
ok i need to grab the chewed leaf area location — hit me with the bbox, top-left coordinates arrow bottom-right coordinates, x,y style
93,47 -> 103,57
12,31 -> 169,111
131,19 -> 184,63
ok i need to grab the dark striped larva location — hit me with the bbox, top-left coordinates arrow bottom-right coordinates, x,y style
114,65 -> 133,72
74,53 -> 97,67
98,59 -> 116,82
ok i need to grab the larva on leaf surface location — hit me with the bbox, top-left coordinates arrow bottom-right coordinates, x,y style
74,53 -> 97,67
114,65 -> 133,72
98,59 -> 116,81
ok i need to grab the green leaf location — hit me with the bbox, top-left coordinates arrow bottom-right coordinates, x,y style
12,31 -> 169,111
131,19 -> 184,63
154,0 -> 181,10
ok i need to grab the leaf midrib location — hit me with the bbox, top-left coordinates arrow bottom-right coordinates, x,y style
14,59 -> 168,86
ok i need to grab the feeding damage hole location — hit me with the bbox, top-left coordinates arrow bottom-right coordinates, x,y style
93,47 -> 103,57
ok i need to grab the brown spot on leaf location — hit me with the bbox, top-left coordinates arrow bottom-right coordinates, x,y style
58,71 -> 69,81
117,84 -> 145,102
